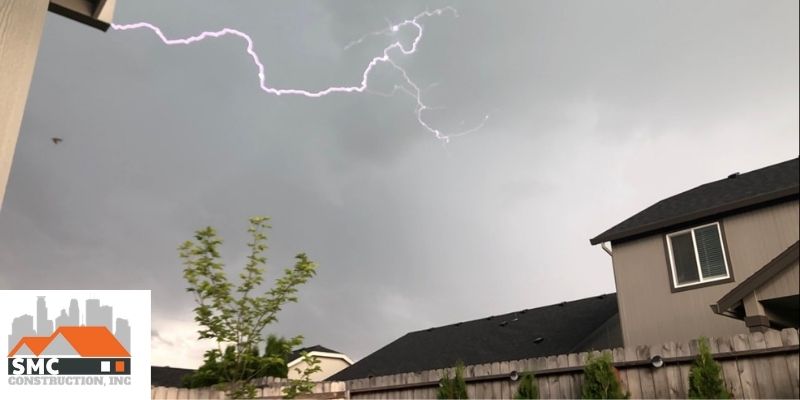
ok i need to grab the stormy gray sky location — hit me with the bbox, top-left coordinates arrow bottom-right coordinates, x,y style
1,0 -> 797,368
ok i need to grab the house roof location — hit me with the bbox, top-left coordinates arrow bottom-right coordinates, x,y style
8,337 -> 51,356
291,345 -> 342,361
591,158 -> 799,245
327,293 -> 621,381
7,326 -> 129,357
151,366 -> 195,387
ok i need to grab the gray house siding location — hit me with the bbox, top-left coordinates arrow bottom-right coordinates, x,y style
612,199 -> 799,347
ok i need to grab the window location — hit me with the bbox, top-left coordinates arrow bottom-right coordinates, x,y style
666,222 -> 730,288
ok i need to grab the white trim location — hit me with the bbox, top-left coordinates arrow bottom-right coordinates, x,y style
666,221 -> 731,289
287,351 -> 354,368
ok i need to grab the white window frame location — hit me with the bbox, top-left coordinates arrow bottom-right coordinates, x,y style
666,222 -> 731,289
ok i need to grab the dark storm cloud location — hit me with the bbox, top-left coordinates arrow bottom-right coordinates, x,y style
1,0 -> 797,367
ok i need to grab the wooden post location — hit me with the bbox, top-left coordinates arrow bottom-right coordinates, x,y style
0,0 -> 49,209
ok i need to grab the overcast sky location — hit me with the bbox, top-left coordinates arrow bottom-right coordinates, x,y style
1,0 -> 797,368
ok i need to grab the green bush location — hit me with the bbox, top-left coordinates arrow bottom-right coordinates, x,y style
437,362 -> 468,399
581,353 -> 629,399
514,371 -> 539,399
688,337 -> 731,399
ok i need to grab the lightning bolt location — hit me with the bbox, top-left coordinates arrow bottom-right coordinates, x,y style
110,7 -> 487,143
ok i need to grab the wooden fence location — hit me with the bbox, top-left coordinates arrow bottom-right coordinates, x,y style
151,377 -> 348,399
347,329 -> 799,399
152,328 -> 799,399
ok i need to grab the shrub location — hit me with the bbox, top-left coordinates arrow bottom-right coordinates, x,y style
688,337 -> 731,399
514,371 -> 539,399
437,362 -> 468,399
581,353 -> 628,399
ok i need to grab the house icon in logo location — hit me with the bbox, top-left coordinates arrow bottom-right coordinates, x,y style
8,326 -> 130,374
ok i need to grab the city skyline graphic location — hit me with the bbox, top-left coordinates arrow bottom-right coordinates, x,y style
8,296 -> 130,352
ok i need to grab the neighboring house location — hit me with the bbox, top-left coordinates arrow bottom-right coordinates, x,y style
288,345 -> 353,381
328,294 -> 622,381
591,158 -> 799,347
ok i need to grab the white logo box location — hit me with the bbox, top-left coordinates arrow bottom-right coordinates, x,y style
0,290 -> 151,399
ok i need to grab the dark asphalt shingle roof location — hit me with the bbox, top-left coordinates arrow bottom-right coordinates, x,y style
591,158 -> 799,245
328,293 -> 621,381
291,345 -> 342,361
151,366 -> 194,387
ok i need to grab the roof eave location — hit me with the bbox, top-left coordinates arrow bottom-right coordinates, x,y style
589,186 -> 799,246
48,0 -> 115,32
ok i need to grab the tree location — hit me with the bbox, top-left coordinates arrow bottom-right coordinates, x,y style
514,371 -> 539,399
581,353 -> 628,399
437,362 -> 468,399
179,216 -> 317,398
688,337 -> 731,399
182,335 -> 295,388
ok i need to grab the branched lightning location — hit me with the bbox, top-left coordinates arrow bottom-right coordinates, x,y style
110,7 -> 487,142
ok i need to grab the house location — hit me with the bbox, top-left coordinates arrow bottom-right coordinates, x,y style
288,345 -> 353,381
591,158 -> 799,347
328,293 -> 622,381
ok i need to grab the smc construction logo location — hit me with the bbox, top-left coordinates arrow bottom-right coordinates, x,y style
0,290 -> 150,399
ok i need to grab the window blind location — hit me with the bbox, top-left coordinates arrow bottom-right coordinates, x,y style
695,225 -> 726,278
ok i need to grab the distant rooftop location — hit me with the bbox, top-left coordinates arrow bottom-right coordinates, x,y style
328,293 -> 621,381
151,366 -> 194,388
291,345 -> 343,361
591,158 -> 799,245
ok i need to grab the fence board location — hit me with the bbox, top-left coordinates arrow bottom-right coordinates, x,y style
555,354 -> 572,398
463,364 -> 475,400
781,329 -> 800,398
635,345 -> 656,399
534,356 -> 550,399
546,356 -> 560,399
650,343 -> 670,399
417,370 -> 430,400
658,341 -> 681,399
500,360 -> 512,399
732,333 -> 759,399
472,364 -> 486,400
395,372 -> 406,399
490,362 -> 502,399
764,330 -> 794,398
384,374 -> 400,399
715,336 -> 743,399
750,331 -> 777,399
622,346 -> 642,399
379,374 -> 390,400
568,352 -> 582,397
506,360 -> 518,398
423,370 -> 433,400
676,340 -> 693,397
